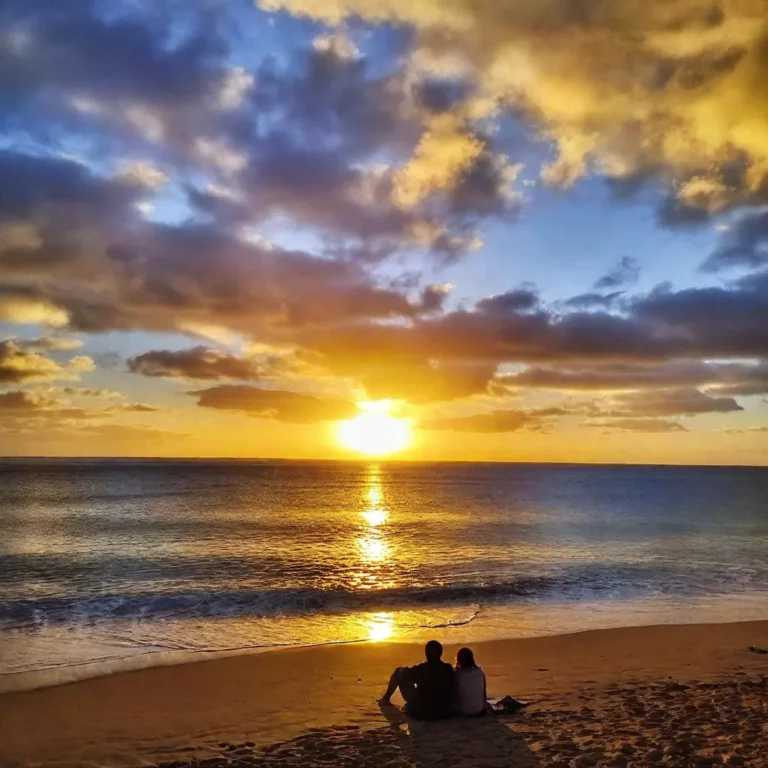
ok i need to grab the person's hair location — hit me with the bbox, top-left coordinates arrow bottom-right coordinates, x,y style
424,640 -> 443,661
456,647 -> 476,668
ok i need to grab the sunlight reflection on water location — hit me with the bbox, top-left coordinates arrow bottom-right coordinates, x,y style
366,612 -> 395,642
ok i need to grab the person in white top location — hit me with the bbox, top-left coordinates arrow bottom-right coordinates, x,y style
453,646 -> 487,716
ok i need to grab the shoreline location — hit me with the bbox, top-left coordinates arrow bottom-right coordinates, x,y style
3,600 -> 766,695
1,620 -> 766,767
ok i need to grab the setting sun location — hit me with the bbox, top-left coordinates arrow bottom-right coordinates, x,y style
336,401 -> 412,456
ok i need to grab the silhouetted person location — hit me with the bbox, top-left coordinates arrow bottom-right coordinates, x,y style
378,639 -> 454,720
453,646 -> 487,716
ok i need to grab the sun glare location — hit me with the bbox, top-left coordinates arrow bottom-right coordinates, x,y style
337,401 -> 412,456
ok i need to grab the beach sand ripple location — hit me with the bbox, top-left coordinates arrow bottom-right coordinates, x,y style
156,676 -> 766,768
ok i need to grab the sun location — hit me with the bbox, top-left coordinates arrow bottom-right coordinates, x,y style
336,401 -> 412,457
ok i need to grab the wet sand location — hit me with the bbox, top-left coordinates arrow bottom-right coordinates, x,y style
0,621 -> 766,767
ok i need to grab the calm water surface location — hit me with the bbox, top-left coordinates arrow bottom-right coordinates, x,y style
1,460 -> 767,685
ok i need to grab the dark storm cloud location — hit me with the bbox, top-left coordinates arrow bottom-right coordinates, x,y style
192,384 -> 356,423
593,257 -> 640,290
128,346 -> 264,381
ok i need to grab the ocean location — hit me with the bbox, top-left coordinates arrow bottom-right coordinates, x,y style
1,459 -> 767,690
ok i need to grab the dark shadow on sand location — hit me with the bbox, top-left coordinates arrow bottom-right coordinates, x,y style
378,703 -> 540,768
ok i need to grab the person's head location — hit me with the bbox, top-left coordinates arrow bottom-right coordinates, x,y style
424,639 -> 443,662
456,647 -> 476,668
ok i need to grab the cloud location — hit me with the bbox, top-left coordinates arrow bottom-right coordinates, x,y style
701,210 -> 768,272
0,386 -> 163,439
0,339 -> 90,384
3,0 -> 512,264
62,387 -> 124,399
0,152 -> 430,336
110,402 -> 161,413
604,388 -> 743,418
263,0 -> 768,215
563,291 -> 624,310
128,346 -> 264,381
0,0 -> 239,157
289,273 -> 768,404
193,384 -> 357,423
0,390 -> 53,410
584,418 -> 688,433
0,294 -> 69,326
594,257 -> 640,290
476,288 -> 539,315
0,390 -> 94,431
422,406 -> 565,433
114,160 -> 167,190
629,272 -> 768,358
503,360 -> 768,393
360,360 -> 497,404
19,336 -> 84,352
5,135 -> 768,416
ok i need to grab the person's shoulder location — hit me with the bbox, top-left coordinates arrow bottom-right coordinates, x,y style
442,661 -> 454,671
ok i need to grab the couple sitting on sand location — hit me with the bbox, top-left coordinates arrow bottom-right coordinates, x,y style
378,640 -> 486,721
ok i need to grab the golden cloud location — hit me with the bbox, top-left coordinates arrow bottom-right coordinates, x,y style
261,0 -> 768,209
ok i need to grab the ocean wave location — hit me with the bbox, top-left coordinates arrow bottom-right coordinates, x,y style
0,577 -> 588,629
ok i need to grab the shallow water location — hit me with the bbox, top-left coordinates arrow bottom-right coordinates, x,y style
1,459 -> 767,685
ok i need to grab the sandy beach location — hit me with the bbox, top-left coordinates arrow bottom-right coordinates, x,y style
1,621 -> 766,768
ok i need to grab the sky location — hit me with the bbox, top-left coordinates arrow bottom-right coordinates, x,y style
1,0 -> 768,464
